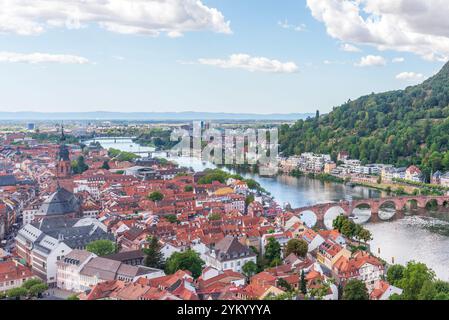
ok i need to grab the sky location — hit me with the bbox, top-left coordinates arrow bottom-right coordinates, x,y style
0,0 -> 448,115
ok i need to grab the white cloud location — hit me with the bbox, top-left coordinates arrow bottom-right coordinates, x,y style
355,55 -> 387,67
340,43 -> 361,53
0,0 -> 231,37
323,60 -> 347,65
306,0 -> 449,61
0,51 -> 89,64
278,19 -> 306,32
392,57 -> 405,63
396,72 -> 424,81
198,54 -> 298,73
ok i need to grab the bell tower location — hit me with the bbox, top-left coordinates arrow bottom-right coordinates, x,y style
56,124 -> 72,178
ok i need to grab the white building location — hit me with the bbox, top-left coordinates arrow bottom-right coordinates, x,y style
16,223 -> 72,285
204,236 -> 257,273
57,250 -> 165,292
56,250 -> 96,292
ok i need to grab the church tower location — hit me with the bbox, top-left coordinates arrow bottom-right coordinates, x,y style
56,125 -> 72,178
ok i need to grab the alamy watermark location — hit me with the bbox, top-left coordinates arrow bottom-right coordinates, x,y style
169,121 -> 279,175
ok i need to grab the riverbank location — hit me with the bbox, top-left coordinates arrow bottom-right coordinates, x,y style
285,169 -> 424,197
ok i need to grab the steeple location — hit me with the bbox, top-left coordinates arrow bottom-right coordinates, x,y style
60,123 -> 66,143
56,122 -> 71,178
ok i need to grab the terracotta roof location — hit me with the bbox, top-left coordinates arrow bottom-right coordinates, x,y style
0,261 -> 33,283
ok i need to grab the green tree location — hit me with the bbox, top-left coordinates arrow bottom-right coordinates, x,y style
277,278 -> 293,292
309,279 -> 331,300
342,279 -> 369,300
165,215 -> 178,224
148,191 -> 164,202
165,250 -> 205,279
28,283 -> 48,297
245,195 -> 255,207
86,240 -> 117,256
7,287 -> 28,300
387,264 -> 405,286
285,239 -> 308,258
434,292 -> 449,300
418,281 -> 438,300
143,236 -> 165,269
71,155 -> 89,174
208,213 -> 222,221
398,261 -> 435,300
101,161 -> 110,170
300,270 -> 307,295
356,229 -> 372,243
109,148 -> 140,162
67,294 -> 80,300
22,278 -> 44,290
264,237 -> 281,266
242,261 -> 257,279
184,185 -> 193,192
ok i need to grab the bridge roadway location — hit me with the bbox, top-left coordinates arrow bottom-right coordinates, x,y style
292,195 -> 449,226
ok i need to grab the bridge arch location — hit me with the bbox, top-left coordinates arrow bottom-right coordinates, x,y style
426,199 -> 439,210
323,206 -> 347,230
299,210 -> 318,228
404,199 -> 419,214
378,200 -> 396,221
351,203 -> 372,224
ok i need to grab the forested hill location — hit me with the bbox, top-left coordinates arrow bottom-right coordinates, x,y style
279,61 -> 449,180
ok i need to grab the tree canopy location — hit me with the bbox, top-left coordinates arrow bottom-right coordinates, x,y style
285,238 -> 308,258
264,237 -> 282,267
242,261 -> 257,279
342,279 -> 369,300
148,191 -> 164,202
143,236 -> 165,269
86,240 -> 117,257
71,155 -> 89,174
165,249 -> 205,279
387,261 -> 445,300
333,215 -> 372,243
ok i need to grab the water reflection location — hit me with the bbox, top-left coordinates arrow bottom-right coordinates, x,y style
352,205 -> 371,224
379,202 -> 396,221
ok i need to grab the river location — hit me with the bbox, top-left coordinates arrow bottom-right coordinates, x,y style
89,138 -> 449,281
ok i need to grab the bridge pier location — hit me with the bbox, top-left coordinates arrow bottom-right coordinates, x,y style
370,211 -> 380,223
395,210 -> 405,220
315,219 -> 326,230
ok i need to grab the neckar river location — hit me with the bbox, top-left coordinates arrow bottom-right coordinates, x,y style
90,138 -> 449,281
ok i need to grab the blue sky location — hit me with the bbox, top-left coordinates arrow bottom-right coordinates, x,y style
0,0 -> 447,114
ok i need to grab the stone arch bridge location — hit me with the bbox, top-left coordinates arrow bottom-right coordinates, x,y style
293,195 -> 449,227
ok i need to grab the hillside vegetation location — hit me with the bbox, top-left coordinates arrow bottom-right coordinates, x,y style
279,62 -> 449,180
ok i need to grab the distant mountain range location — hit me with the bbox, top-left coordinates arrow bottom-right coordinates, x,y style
0,111 -> 314,121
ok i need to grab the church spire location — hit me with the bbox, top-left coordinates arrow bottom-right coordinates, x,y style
60,122 -> 66,143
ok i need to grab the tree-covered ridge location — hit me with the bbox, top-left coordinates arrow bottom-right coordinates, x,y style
279,62 -> 449,180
